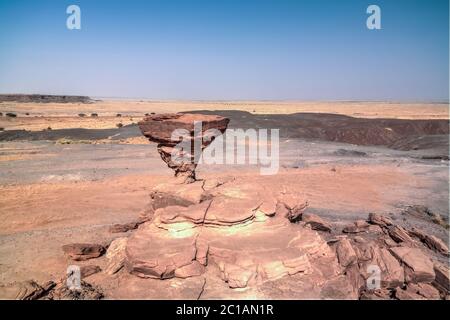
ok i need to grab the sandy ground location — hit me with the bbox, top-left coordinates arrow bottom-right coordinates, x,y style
0,138 -> 448,287
1,100 -> 448,131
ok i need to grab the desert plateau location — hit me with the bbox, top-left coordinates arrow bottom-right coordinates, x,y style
0,96 -> 448,300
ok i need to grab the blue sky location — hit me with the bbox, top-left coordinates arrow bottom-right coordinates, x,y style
0,0 -> 448,101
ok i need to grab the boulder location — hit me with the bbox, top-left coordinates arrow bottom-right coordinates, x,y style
388,225 -> 414,244
336,238 -> 357,267
359,246 -> 404,288
389,247 -> 435,283
62,243 -> 105,261
343,220 -> 370,233
105,237 -> 128,275
368,212 -> 392,227
302,213 -> 332,232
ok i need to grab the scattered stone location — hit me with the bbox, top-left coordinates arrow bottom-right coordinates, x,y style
388,225 -> 415,243
109,222 -> 139,233
368,212 -> 393,227
80,265 -> 101,278
360,288 -> 392,300
336,238 -> 357,267
116,123 -> 123,128
367,224 -> 383,234
138,113 -> 229,183
105,237 -> 128,275
389,247 -> 435,283
343,220 -> 370,233
47,280 -> 103,300
62,243 -> 105,261
302,213 -> 332,232
116,113 -> 122,117
5,112 -> 17,118
78,113 -> 86,117
90,113 -> 98,117
408,227 -> 449,256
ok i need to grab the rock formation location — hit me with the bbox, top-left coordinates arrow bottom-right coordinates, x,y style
138,113 -> 229,183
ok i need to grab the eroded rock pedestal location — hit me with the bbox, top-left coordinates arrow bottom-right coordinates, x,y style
124,177 -> 340,298
138,113 -> 229,183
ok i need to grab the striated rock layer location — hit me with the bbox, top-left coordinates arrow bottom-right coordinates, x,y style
117,175 -> 450,300
138,113 -> 229,183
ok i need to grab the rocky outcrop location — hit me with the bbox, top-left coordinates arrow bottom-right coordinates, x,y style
124,176 -> 336,290
62,243 -> 105,261
138,113 -> 229,183
111,174 -> 448,300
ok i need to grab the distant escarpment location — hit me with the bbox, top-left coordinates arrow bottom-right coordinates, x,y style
0,94 -> 93,103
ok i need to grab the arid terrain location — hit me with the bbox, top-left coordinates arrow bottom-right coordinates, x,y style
0,98 -> 448,299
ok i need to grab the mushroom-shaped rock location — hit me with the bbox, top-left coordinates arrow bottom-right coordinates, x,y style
138,113 -> 229,183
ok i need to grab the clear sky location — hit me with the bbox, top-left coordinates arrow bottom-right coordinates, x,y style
0,0 -> 448,101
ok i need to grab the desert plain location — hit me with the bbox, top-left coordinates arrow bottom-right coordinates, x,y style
0,96 -> 449,299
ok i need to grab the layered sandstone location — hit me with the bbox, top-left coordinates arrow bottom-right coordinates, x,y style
138,113 -> 229,183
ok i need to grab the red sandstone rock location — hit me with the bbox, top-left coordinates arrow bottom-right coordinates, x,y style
109,222 -> 139,233
336,238 -> 357,267
433,263 -> 450,293
0,280 -> 55,300
388,225 -> 415,244
105,237 -> 128,275
62,243 -> 105,261
409,227 -> 449,256
302,213 -> 332,232
395,283 -> 440,300
343,220 -> 370,233
389,247 -> 435,283
138,113 -> 229,183
360,288 -> 392,300
368,212 -> 393,227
